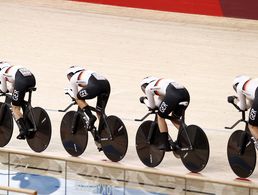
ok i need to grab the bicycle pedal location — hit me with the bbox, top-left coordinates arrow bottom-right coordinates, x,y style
95,141 -> 102,152
16,134 -> 26,140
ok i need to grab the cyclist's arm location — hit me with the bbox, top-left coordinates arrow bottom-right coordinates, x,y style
0,74 -> 8,93
144,84 -> 156,109
69,76 -> 79,99
236,86 -> 247,111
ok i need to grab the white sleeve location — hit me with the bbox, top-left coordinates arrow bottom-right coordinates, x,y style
236,86 -> 247,111
144,84 -> 156,109
69,77 -> 78,99
7,85 -> 14,93
0,74 -> 8,93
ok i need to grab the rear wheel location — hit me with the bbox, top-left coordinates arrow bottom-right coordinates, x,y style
177,125 -> 210,173
100,115 -> 128,162
0,103 -> 13,147
25,107 -> 52,153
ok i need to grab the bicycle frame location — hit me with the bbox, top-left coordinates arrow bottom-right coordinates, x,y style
0,88 -> 38,132
226,101 -> 250,154
225,110 -> 248,130
59,97 -> 114,141
135,110 -> 194,151
225,100 -> 249,132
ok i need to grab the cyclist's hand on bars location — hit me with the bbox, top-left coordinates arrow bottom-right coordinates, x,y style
227,96 -> 237,103
0,90 -> 7,94
64,88 -> 74,98
139,96 -> 147,104
148,106 -> 157,112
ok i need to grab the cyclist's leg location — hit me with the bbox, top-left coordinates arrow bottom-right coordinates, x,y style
96,80 -> 110,115
96,80 -> 110,129
12,71 -> 35,139
77,89 -> 97,129
171,88 -> 190,129
156,86 -> 177,150
77,79 -> 103,128
93,81 -> 110,151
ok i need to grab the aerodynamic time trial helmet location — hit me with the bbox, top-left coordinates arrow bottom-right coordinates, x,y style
232,75 -> 250,91
140,76 -> 157,93
66,66 -> 85,79
0,62 -> 11,71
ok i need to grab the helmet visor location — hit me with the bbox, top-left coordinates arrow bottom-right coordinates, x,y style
233,83 -> 238,92
141,83 -> 148,93
67,72 -> 74,80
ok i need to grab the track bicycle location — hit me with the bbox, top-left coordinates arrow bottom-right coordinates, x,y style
0,87 -> 52,152
226,97 -> 256,178
59,92 -> 128,162
135,109 -> 210,173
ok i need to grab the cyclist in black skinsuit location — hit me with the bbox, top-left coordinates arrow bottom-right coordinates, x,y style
229,75 -> 258,149
66,65 -> 110,131
140,76 -> 190,151
0,62 -> 36,139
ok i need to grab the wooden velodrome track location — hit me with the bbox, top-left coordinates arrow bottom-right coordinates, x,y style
1,0 -> 258,186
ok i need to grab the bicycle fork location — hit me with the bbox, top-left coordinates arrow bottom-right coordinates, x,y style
147,122 -> 157,144
239,131 -> 249,155
71,112 -> 80,134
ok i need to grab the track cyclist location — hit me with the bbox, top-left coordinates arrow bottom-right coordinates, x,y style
66,65 -> 110,145
140,76 -> 190,151
0,61 -> 36,139
229,75 -> 258,149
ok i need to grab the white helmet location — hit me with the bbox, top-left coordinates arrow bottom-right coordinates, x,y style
140,76 -> 158,93
66,66 -> 85,79
232,75 -> 250,91
0,62 -> 11,71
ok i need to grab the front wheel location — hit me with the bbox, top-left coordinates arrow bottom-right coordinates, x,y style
0,103 -> 13,147
24,107 -> 52,153
60,111 -> 88,157
136,120 -> 165,167
177,125 -> 210,173
100,115 -> 128,162
227,130 -> 256,178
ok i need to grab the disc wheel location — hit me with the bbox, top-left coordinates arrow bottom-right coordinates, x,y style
60,111 -> 88,157
178,125 -> 210,173
0,103 -> 13,147
25,107 -> 52,153
100,115 -> 128,162
227,130 -> 256,178
136,120 -> 165,167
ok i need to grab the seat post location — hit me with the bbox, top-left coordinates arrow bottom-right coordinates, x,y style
27,87 -> 36,104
